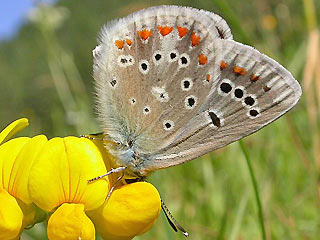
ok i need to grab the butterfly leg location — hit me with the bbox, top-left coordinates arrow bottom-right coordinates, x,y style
106,171 -> 125,200
87,166 -> 127,183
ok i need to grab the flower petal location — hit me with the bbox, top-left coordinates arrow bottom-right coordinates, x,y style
0,137 -> 30,191
0,118 -> 29,145
47,203 -> 95,240
0,189 -> 23,240
88,182 -> 161,240
29,137 -> 109,212
8,135 -> 48,203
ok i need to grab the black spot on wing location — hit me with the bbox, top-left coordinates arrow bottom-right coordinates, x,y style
208,112 -> 221,127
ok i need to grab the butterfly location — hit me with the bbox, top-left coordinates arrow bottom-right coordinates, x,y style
91,5 -> 301,179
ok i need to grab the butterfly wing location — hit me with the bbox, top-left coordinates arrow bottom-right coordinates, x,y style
141,39 -> 301,173
93,5 -> 301,176
94,5 -> 231,149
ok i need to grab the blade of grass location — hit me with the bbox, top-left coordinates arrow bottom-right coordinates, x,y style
209,0 -> 252,45
216,203 -> 228,240
229,189 -> 249,240
303,0 -> 318,31
239,140 -> 267,240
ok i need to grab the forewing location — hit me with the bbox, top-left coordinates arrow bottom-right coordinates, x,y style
93,5 -> 232,151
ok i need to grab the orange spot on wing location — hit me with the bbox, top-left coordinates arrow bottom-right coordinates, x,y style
206,74 -> 211,82
233,66 -> 247,76
250,74 -> 260,82
199,54 -> 208,65
220,61 -> 229,70
126,39 -> 132,46
158,26 -> 173,36
138,29 -> 153,40
177,26 -> 189,38
115,40 -> 124,49
191,32 -> 201,46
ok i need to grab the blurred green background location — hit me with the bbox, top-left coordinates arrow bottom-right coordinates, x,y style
1,0 -> 319,239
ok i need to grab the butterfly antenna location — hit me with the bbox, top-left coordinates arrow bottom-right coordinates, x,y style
80,133 -> 101,140
80,133 -> 109,141
161,198 -> 189,237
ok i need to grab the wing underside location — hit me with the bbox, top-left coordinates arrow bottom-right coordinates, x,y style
93,5 -> 301,176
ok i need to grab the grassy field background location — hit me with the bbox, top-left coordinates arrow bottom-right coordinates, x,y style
1,0 -> 319,239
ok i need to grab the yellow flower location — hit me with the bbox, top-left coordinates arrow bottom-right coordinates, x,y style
0,119 -> 161,239
29,135 -> 161,240
88,182 -> 161,240
47,203 -> 95,240
0,119 -> 47,240
0,118 -> 29,145
87,137 -> 161,240
0,189 -> 23,240
28,136 -> 109,211
28,136 -> 109,240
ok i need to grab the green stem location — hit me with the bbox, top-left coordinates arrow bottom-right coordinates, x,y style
303,0 -> 318,31
239,140 -> 267,240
